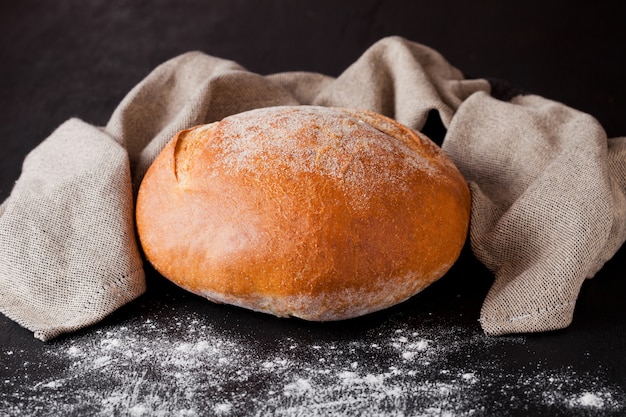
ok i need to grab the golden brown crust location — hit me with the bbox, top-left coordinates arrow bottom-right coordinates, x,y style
136,106 -> 471,320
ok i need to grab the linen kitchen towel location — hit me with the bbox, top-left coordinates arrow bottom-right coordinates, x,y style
1,37 -> 624,340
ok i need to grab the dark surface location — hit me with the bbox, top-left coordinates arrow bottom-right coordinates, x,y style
1,1 -> 625,416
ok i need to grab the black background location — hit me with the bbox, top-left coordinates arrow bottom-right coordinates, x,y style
1,1 -> 625,415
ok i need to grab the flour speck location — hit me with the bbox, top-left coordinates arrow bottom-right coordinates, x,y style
129,404 -> 149,416
214,402 -> 232,415
577,393 -> 605,408
567,391 -> 615,409
461,373 -> 478,384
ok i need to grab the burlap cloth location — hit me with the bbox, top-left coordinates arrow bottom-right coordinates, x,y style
1,37 -> 624,341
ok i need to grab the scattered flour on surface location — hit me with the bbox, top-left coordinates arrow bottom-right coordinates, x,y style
129,404 -> 149,417
564,391 -> 619,409
214,402 -> 233,415
0,305 -> 624,417
574,392 -> 605,408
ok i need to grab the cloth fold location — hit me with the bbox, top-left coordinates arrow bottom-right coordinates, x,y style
443,92 -> 626,334
1,36 -> 624,341
0,119 -> 145,341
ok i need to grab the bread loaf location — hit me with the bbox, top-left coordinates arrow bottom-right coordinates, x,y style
136,106 -> 471,320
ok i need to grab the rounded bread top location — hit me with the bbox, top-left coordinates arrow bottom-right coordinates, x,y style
136,106 -> 471,320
